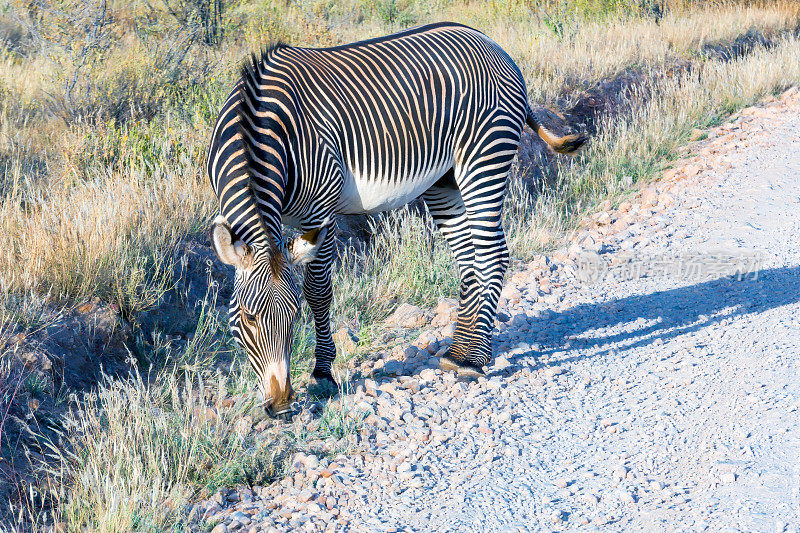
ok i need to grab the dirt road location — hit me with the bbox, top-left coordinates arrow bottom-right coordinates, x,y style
195,89 -> 800,532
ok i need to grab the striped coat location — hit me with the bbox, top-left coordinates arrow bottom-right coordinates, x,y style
207,23 -> 585,416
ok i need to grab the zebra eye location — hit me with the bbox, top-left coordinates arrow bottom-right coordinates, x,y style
242,310 -> 257,324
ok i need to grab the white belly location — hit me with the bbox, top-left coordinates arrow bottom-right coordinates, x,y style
336,163 -> 452,214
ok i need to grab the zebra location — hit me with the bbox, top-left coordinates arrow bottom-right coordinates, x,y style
207,22 -> 586,417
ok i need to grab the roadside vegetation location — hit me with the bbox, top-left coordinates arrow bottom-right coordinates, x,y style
1,0 -> 800,529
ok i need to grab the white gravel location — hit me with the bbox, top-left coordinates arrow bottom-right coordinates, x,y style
193,89 -> 800,532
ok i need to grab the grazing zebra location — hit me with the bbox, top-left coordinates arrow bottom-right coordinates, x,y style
207,22 -> 585,417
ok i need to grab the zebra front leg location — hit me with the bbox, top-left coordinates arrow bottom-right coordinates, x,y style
302,231 -> 339,398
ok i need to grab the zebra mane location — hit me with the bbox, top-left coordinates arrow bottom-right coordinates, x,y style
234,43 -> 291,265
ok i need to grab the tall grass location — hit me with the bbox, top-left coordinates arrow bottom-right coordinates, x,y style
1,0 -> 798,321
333,209 -> 458,324
504,33 -> 800,260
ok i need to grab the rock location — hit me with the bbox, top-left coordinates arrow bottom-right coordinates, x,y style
596,212 -> 612,225
211,524 -> 227,533
401,345 -> 418,359
582,494 -> 599,505
641,187 -> 659,208
386,303 -> 428,329
441,323 -> 456,338
231,511 -> 251,525
492,356 -> 511,371
419,368 -> 437,381
431,298 -> 458,326
613,465 -> 629,480
333,328 -> 358,353
382,360 -> 405,376
544,367 -> 563,379
720,472 -> 736,484
412,331 -> 436,349
500,285 -> 522,304
234,416 -> 253,437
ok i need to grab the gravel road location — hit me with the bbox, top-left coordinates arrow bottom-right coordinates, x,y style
194,89 -> 800,532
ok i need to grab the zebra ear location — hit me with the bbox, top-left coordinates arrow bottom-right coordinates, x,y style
211,215 -> 253,269
289,217 -> 333,266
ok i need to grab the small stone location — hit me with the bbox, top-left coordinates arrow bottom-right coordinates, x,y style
382,360 -> 405,376
492,356 -> 511,370
582,493 -> 599,505
544,367 -> 563,379
386,303 -> 428,329
596,212 -> 612,225
441,323 -> 456,338
333,327 -> 358,353
720,472 -> 737,484
431,298 -> 458,326
298,490 -> 314,503
641,187 -> 659,208
211,524 -> 227,533
419,368 -> 437,381
500,285 -> 522,304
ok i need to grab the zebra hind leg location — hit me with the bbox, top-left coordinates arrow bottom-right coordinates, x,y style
422,182 -> 483,377
302,233 -> 340,399
453,130 -> 518,376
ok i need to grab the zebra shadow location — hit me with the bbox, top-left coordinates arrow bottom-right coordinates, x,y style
495,264 -> 800,372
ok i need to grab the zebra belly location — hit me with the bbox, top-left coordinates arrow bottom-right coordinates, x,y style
336,165 -> 451,215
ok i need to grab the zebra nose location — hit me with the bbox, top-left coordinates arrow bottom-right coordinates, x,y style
266,375 -> 296,419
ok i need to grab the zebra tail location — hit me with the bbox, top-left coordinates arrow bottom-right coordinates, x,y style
526,106 -> 587,155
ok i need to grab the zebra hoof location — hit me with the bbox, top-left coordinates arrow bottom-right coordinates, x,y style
439,355 -> 486,381
307,373 -> 339,399
267,403 -> 297,420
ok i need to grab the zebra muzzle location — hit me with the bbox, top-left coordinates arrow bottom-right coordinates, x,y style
266,375 -> 297,419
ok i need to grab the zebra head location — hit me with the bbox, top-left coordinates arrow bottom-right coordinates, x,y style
210,215 -> 331,417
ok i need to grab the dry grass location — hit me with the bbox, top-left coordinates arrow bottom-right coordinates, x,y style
2,0 -> 800,530
1,0 -> 798,320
